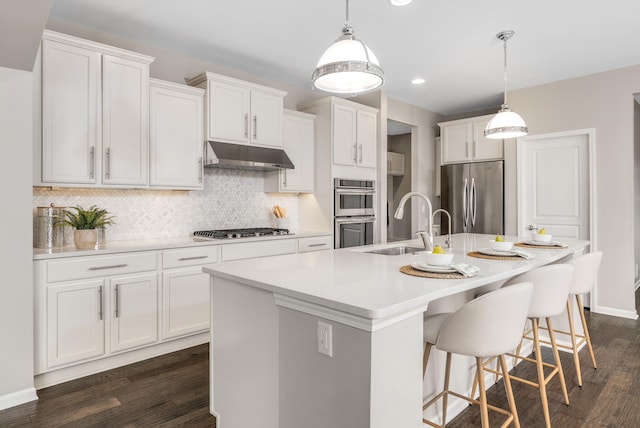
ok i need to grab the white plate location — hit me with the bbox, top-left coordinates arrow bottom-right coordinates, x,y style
477,248 -> 519,257
525,240 -> 559,247
411,261 -> 456,273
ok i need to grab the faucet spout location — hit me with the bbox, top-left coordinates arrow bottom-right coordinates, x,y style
394,192 -> 434,251
432,208 -> 453,249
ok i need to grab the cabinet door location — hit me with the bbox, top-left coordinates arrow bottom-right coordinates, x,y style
208,79 -> 250,143
102,55 -> 149,186
281,112 -> 315,192
161,267 -> 211,340
387,152 -> 405,176
442,123 -> 471,164
149,81 -> 204,189
41,39 -> 100,185
357,109 -> 377,168
472,120 -> 504,160
332,103 -> 357,166
251,89 -> 284,147
47,280 -> 105,368
110,273 -> 158,353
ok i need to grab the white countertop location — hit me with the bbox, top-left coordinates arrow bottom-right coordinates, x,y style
204,233 -> 589,321
33,230 -> 331,260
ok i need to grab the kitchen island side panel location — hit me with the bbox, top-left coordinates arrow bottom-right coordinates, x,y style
210,277 -> 279,428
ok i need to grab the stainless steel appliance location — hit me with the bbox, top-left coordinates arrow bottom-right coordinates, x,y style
204,141 -> 294,171
193,227 -> 291,240
36,204 -> 65,248
334,179 -> 376,248
441,160 -> 504,234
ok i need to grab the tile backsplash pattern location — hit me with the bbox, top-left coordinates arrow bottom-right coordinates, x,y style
33,169 -> 299,243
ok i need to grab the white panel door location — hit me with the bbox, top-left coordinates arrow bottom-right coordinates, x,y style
41,39 -> 100,184
517,130 -> 591,240
357,108 -> 377,169
250,89 -> 283,147
161,267 -> 211,340
208,79 -> 250,143
102,54 -> 149,186
47,280 -> 105,368
441,123 -> 471,164
332,103 -> 357,166
281,111 -> 315,192
110,273 -> 158,353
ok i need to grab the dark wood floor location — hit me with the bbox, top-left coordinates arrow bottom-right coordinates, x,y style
1,289 -> 639,427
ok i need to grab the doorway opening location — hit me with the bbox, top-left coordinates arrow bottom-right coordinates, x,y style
387,119 -> 413,242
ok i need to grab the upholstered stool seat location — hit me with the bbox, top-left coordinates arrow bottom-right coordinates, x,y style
422,282 -> 534,428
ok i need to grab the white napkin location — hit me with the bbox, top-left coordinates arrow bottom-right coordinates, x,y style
551,241 -> 569,248
450,262 -> 480,277
512,249 -> 535,259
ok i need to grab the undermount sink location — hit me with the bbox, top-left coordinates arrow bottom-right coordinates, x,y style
364,246 -> 424,256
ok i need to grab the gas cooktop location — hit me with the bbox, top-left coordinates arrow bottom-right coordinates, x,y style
193,227 -> 291,240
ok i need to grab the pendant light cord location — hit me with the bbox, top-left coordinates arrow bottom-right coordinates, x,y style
345,0 -> 350,28
503,36 -> 508,106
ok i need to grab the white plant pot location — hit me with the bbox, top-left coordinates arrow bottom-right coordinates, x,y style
74,229 -> 98,250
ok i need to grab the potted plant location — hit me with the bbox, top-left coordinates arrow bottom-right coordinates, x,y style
58,205 -> 115,249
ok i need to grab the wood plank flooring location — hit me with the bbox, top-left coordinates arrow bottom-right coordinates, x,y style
1,289 -> 638,427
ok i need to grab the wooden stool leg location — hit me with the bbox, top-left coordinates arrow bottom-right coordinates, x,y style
565,298 -> 583,386
423,343 -> 432,378
442,352 -> 452,426
500,355 -> 521,428
576,295 -> 597,369
476,356 -> 490,428
532,319 -> 551,428
547,317 -> 570,405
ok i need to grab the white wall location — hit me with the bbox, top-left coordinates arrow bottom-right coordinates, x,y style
0,67 -> 38,409
509,66 -> 640,318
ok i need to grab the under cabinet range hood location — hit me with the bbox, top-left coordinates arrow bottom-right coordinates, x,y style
204,141 -> 295,171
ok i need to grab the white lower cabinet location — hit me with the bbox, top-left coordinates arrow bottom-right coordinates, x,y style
46,280 -> 106,368
109,273 -> 158,353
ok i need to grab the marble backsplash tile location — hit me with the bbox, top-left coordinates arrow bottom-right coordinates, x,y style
33,168 -> 299,243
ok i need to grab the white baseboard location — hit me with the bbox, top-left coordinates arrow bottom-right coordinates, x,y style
0,387 -> 38,411
591,305 -> 638,320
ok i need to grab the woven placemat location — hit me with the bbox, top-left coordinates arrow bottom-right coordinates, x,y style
515,242 -> 563,250
467,251 -> 522,261
400,265 -> 466,279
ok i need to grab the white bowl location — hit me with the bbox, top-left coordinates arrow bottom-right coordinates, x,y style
424,251 -> 454,266
532,232 -> 553,242
489,240 -> 514,251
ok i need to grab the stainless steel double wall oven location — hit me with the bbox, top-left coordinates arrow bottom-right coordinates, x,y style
334,178 -> 376,248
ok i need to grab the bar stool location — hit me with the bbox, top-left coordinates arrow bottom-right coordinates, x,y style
422,282 -> 534,428
551,251 -> 602,386
499,264 -> 574,428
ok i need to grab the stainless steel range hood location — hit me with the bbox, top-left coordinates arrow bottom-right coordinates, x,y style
204,141 -> 294,171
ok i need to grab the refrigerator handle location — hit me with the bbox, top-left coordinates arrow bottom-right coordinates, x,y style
471,177 -> 477,227
462,178 -> 469,231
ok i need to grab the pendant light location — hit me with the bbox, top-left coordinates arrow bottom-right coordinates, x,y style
311,0 -> 384,94
484,30 -> 528,139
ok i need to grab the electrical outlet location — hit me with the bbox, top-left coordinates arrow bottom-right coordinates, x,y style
317,321 -> 333,357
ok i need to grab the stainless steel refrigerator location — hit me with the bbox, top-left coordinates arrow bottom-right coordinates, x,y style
440,160 -> 504,234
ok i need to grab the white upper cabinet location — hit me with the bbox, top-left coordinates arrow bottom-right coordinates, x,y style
439,114 -> 504,164
265,110 -> 315,193
186,72 -> 286,148
39,30 -> 154,188
331,101 -> 377,169
149,79 -> 205,190
387,151 -> 405,176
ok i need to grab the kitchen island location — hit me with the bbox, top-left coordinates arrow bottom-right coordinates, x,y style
204,233 -> 589,428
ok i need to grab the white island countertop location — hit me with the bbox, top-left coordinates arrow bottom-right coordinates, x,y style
204,233 -> 589,321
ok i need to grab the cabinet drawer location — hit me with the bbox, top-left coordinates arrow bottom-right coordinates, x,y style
46,252 -> 157,283
162,246 -> 219,269
221,239 -> 297,262
298,236 -> 332,253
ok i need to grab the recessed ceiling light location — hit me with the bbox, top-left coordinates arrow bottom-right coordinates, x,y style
411,78 -> 426,85
390,0 -> 413,6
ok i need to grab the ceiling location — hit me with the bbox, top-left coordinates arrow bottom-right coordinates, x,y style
49,0 -> 640,115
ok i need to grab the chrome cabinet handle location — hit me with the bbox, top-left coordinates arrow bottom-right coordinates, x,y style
114,284 -> 120,318
353,143 -> 357,163
89,146 -> 95,179
178,255 -> 208,261
283,170 -> 287,187
253,115 -> 257,139
98,285 -> 103,321
358,144 -> 363,163
244,114 -> 248,137
473,140 -> 477,158
465,142 -> 469,158
105,148 -> 111,178
89,264 -> 128,271
308,243 -> 327,248
198,156 -> 203,183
